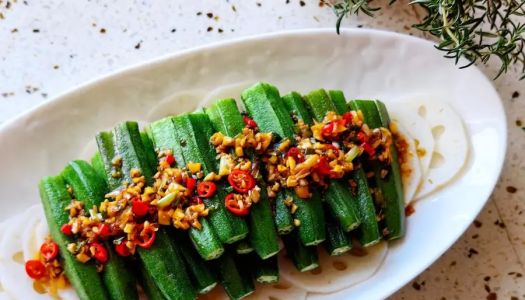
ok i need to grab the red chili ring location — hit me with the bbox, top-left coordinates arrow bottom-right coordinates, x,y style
60,223 -> 72,236
185,177 -> 197,192
286,147 -> 305,163
315,156 -> 332,176
227,169 -> 256,194
165,154 -> 175,165
197,182 -> 217,198
324,144 -> 340,157
321,122 -> 335,138
115,241 -> 131,257
40,241 -> 59,261
132,199 -> 150,217
136,225 -> 156,249
98,223 -> 112,238
91,242 -> 108,263
242,115 -> 258,129
25,260 -> 47,280
224,193 -> 250,216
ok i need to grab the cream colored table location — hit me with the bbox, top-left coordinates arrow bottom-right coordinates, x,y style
1,1 -> 523,299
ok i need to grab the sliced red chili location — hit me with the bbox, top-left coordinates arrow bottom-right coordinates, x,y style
99,224 -> 111,237
357,131 -> 368,143
286,147 -> 305,163
315,156 -> 332,176
224,193 -> 250,216
165,154 -> 175,165
91,242 -> 108,263
197,182 -> 217,198
336,118 -> 347,128
115,241 -> 131,257
228,169 -> 256,193
40,241 -> 59,261
324,144 -> 340,157
136,225 -> 156,249
321,122 -> 335,138
342,112 -> 353,125
242,115 -> 258,129
361,142 -> 376,156
60,223 -> 72,236
25,260 -> 46,280
132,199 -> 149,217
185,177 -> 197,192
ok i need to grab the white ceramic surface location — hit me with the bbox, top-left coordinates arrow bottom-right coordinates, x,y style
0,29 -> 506,299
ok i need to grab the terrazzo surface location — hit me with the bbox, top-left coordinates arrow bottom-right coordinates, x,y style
1,1 -> 524,299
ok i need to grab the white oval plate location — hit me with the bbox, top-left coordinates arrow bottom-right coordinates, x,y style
0,29 -> 506,299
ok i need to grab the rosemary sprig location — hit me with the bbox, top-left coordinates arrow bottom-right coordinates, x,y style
332,0 -> 380,33
331,0 -> 525,79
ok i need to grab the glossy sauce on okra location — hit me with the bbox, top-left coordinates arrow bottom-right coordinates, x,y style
26,107 -> 398,292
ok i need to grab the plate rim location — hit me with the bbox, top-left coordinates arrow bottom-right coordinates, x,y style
0,28 -> 508,299
0,27 -> 495,130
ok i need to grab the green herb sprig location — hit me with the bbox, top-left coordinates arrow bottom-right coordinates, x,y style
331,0 -> 525,79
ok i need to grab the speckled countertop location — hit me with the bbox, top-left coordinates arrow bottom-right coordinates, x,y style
1,1 -> 524,299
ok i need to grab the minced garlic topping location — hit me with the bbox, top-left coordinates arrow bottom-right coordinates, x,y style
56,110 -> 393,267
